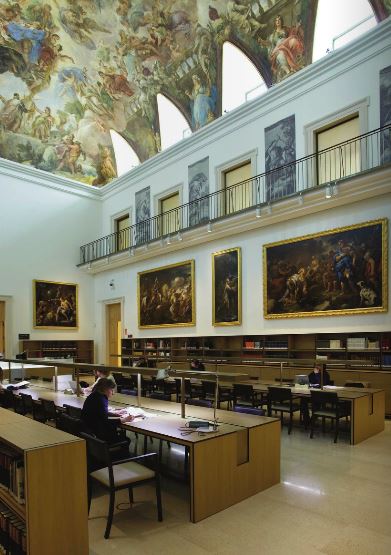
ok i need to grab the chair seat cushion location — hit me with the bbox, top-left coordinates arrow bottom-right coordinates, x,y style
271,403 -> 300,412
91,461 -> 155,487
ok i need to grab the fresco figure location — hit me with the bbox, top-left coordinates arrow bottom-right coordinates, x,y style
186,74 -> 216,130
0,93 -> 29,132
260,15 -> 304,81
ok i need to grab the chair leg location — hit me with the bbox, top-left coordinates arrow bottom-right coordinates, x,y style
143,435 -> 148,454
104,490 -> 115,539
166,441 -> 171,449
155,475 -> 163,522
322,416 -> 326,433
310,415 -> 316,438
87,479 -> 92,515
158,440 -> 163,463
334,418 -> 339,443
128,486 -> 133,504
184,446 -> 189,477
288,411 -> 293,435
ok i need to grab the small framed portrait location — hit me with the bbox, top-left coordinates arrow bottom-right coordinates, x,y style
212,247 -> 241,326
138,260 -> 195,328
263,219 -> 388,318
33,280 -> 78,329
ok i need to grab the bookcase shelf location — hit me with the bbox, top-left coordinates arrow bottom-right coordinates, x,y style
21,340 -> 94,364
0,409 -> 88,555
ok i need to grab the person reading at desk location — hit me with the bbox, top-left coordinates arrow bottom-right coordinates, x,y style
190,359 -> 205,371
81,378 -> 133,444
308,364 -> 331,387
81,367 -> 117,395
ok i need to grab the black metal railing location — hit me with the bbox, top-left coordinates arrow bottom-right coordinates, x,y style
79,125 -> 390,265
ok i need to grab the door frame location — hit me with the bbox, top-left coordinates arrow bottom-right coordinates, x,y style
0,296 -> 13,358
100,297 -> 124,365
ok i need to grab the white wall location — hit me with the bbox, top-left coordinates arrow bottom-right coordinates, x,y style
99,20 -> 391,236
0,167 -> 100,356
93,193 -> 391,362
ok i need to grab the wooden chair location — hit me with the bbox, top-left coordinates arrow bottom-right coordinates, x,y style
233,405 -> 265,416
233,384 -> 265,409
267,387 -> 300,434
201,381 -> 233,409
63,404 -> 82,419
309,390 -> 350,443
40,398 -> 60,424
19,392 -> 34,416
57,413 -> 83,436
186,399 -> 213,408
32,399 -> 46,423
81,433 -> 163,539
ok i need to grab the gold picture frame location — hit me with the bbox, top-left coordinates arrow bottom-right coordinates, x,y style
212,247 -> 242,326
138,260 -> 195,328
33,280 -> 78,329
263,219 -> 388,319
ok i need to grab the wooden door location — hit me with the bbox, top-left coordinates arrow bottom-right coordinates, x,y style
106,303 -> 121,366
0,301 -> 5,356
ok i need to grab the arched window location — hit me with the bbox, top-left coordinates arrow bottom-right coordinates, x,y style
313,0 -> 376,62
222,42 -> 267,113
110,129 -> 140,176
157,93 -> 191,150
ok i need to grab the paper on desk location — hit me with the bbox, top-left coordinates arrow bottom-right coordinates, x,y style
109,406 -> 157,418
324,385 -> 344,390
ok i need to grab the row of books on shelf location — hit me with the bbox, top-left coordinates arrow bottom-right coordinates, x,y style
0,502 -> 27,555
0,447 -> 25,505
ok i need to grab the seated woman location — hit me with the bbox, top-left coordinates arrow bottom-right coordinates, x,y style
82,367 -> 117,395
81,378 -> 133,444
308,364 -> 331,387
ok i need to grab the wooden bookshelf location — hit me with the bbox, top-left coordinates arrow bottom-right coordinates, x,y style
0,409 -> 88,554
21,340 -> 94,364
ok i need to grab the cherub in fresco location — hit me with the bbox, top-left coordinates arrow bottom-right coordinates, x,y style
259,15 -> 304,81
57,66 -> 88,99
57,134 -> 85,174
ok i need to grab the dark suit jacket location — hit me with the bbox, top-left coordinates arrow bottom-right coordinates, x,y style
308,370 -> 331,386
81,390 -> 120,442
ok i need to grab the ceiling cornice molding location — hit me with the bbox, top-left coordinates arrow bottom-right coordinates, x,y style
101,17 -> 391,200
0,158 -> 101,200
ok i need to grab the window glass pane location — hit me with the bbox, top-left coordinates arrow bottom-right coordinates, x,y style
110,130 -> 139,175
225,162 -> 252,214
157,94 -> 191,150
161,193 -> 180,235
317,117 -> 360,184
116,216 -> 130,250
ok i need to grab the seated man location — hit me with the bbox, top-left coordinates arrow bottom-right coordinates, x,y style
190,359 -> 205,371
82,367 -> 117,395
81,378 -> 133,444
308,364 -> 331,387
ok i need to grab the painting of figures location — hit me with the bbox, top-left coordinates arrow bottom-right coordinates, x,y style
135,186 -> 150,244
264,219 -> 388,318
138,260 -> 195,328
34,280 -> 78,328
189,157 -> 209,227
265,114 -> 296,201
380,65 -> 391,164
0,1 -> 324,187
212,248 -> 241,326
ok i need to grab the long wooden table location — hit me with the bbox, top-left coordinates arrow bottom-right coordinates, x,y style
16,385 -> 280,523
243,381 -> 385,445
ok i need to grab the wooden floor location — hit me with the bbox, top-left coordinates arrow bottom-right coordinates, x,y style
88,420 -> 391,555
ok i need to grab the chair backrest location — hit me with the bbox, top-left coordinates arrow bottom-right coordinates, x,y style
268,386 -> 292,403
202,381 -> 215,395
233,383 -> 253,401
63,404 -> 82,418
57,413 -> 83,436
81,432 -> 113,481
40,398 -> 57,419
32,400 -> 46,422
310,390 -> 339,412
112,372 -> 124,385
344,382 -> 364,388
149,392 -> 171,401
3,389 -> 15,409
233,406 -> 265,416
187,399 -> 212,408
20,393 -> 33,412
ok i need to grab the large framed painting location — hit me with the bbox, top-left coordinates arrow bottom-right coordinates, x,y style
263,219 -> 388,319
265,115 -> 296,202
212,247 -> 241,326
33,280 -> 78,329
138,260 -> 195,328
188,157 -> 209,227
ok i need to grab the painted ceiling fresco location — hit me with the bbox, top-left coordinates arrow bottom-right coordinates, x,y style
0,0 -> 389,187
